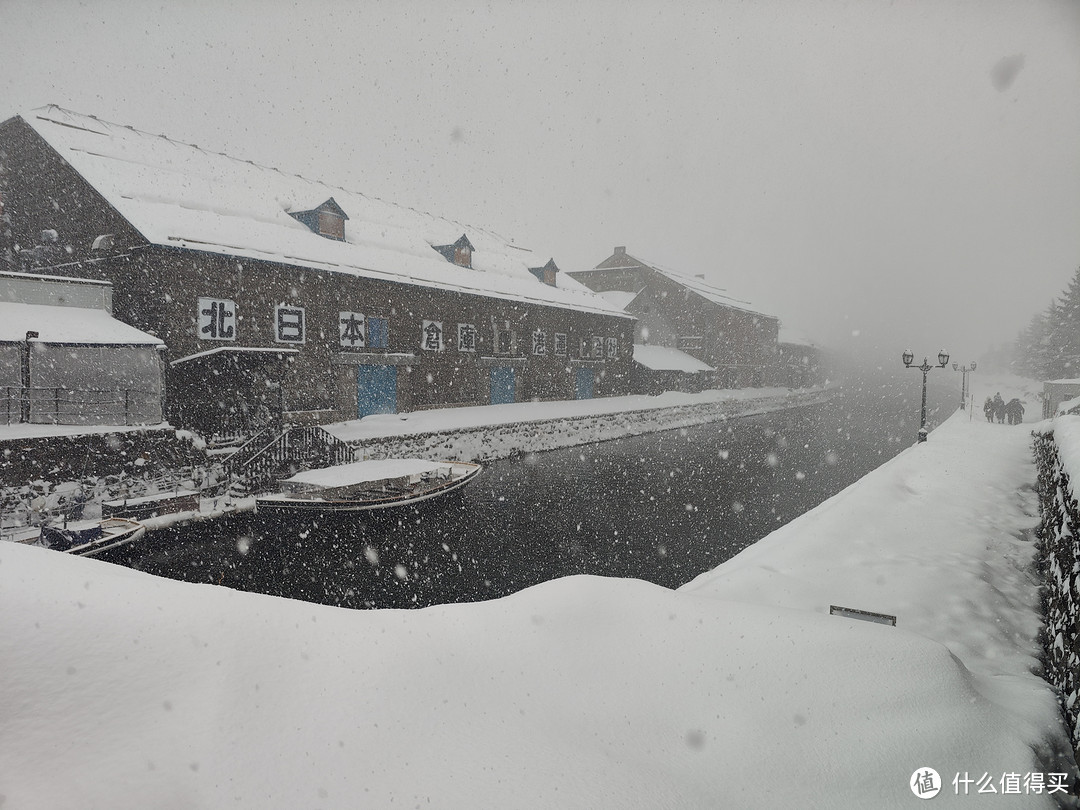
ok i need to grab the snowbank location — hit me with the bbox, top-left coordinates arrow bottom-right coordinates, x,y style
0,389 -> 1074,807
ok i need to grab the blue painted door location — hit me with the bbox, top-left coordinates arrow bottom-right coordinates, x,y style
575,368 -> 594,400
357,365 -> 397,418
490,367 -> 515,405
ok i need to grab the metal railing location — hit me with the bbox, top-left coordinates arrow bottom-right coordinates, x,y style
2,386 -> 161,426
223,424 -> 355,495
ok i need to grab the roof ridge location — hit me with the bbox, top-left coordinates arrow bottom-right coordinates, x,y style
29,104 -> 516,245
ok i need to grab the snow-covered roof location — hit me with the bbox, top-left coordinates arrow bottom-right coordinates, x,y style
170,345 -> 299,366
778,326 -> 816,347
648,263 -> 772,319
1058,395 -> 1080,416
20,106 -> 630,320
596,289 -> 640,311
587,250 -> 774,319
279,458 -> 450,488
632,343 -> 713,372
0,302 -> 163,345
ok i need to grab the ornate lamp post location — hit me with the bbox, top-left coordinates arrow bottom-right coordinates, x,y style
951,361 -> 976,411
902,349 -> 949,443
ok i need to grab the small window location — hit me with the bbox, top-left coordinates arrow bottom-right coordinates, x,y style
318,210 -> 345,240
288,197 -> 349,241
368,317 -> 389,349
433,234 -> 475,269
454,244 -> 472,268
496,330 -> 513,355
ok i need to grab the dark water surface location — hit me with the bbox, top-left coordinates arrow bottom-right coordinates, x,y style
118,372 -> 954,609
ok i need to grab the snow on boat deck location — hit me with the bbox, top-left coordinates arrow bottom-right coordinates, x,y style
280,458 -> 450,488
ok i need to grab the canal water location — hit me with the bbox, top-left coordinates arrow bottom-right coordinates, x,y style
118,370 -> 955,609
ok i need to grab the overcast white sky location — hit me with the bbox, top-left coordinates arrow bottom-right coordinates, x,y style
2,0 -> 1078,365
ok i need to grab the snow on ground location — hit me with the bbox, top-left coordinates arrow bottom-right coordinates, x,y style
0,377 -> 1075,808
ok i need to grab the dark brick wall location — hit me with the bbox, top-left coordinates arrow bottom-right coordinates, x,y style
0,117 -> 635,433
0,115 -> 146,274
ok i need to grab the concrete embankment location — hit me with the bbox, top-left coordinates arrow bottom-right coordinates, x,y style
330,387 -> 835,463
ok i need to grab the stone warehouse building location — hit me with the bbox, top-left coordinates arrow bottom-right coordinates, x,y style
0,106 -> 633,437
568,247 -> 782,389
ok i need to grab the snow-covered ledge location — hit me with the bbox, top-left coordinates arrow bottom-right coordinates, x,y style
326,387 -> 834,463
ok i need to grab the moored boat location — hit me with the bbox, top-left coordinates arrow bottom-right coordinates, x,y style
38,517 -> 148,557
255,459 -> 482,513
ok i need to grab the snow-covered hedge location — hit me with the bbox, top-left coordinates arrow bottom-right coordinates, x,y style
1033,416 -> 1080,749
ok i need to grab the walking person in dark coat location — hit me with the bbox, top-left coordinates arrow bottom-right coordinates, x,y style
993,393 -> 1006,424
983,397 -> 994,423
1005,398 -> 1025,425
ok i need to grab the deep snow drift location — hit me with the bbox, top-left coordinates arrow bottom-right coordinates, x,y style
0,376 -> 1074,808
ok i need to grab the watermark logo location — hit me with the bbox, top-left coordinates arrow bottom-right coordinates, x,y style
911,768 -> 942,799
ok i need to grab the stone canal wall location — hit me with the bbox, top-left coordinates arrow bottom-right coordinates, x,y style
349,389 -> 834,463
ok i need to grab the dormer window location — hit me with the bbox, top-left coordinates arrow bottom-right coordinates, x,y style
289,197 -> 349,241
528,258 -> 560,288
433,234 -> 474,269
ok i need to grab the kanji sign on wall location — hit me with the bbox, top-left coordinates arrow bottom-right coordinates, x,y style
457,323 -> 477,352
275,304 -> 306,344
532,330 -> 547,356
422,320 -> 445,352
554,333 -> 568,357
198,297 -> 237,341
339,311 -> 366,348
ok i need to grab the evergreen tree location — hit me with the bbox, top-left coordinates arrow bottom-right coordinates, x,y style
1010,267 -> 1080,380
1049,267 -> 1080,378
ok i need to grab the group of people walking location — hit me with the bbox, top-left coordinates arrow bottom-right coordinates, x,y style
984,393 -> 1025,425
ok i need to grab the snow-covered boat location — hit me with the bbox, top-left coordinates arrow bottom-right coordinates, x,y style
38,517 -> 148,557
255,459 -> 482,513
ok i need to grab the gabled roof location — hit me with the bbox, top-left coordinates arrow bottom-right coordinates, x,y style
632,343 -> 713,373
311,197 -> 350,219
778,326 -> 817,348
432,233 -> 474,264
529,258 -> 558,273
17,106 -> 629,320
582,248 -> 774,320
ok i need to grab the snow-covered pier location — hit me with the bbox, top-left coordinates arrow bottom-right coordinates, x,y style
1,378 -> 1078,807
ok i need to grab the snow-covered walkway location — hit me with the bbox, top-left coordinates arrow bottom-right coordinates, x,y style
0,386 -> 1075,808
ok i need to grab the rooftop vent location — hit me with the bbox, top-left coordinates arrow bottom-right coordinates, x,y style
288,197 -> 349,241
528,258 -> 560,288
433,234 -> 474,269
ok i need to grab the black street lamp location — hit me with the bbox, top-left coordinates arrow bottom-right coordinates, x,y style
951,361 -> 976,411
902,349 -> 949,443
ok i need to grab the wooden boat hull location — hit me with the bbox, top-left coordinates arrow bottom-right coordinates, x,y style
39,518 -> 148,557
255,461 -> 481,514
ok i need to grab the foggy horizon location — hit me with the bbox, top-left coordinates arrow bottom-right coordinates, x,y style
2,0 -> 1078,368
